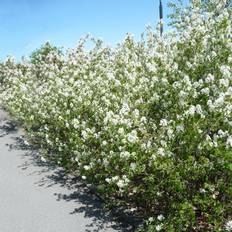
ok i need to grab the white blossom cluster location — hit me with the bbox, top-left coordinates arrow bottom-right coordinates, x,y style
225,220 -> 232,231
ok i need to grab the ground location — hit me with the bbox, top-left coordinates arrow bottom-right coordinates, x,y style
0,109 -> 130,232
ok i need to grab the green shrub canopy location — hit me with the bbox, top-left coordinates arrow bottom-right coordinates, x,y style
1,0 -> 231,231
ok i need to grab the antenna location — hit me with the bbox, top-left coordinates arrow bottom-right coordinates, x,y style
159,0 -> 163,36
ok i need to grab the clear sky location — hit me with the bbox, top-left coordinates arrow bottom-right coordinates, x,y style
0,0 -> 188,60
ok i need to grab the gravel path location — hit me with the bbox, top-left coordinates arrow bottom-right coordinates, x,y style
0,109 -> 125,232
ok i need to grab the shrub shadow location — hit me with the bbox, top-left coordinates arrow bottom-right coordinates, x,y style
0,119 -> 18,138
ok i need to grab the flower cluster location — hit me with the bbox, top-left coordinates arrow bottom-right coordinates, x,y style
1,1 -> 231,231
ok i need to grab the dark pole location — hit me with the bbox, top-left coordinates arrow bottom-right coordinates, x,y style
159,0 -> 163,36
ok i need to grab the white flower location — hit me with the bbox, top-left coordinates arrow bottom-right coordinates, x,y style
122,175 -> 130,183
133,109 -> 140,118
219,78 -> 229,87
157,148 -> 165,157
225,220 -> 232,231
81,130 -> 88,139
155,224 -> 163,231
130,207 -> 137,212
117,179 -> 126,188
176,124 -> 184,132
120,151 -> 130,159
120,102 -> 130,115
205,74 -> 214,83
69,77 -> 74,84
156,192 -> 162,196
160,119 -> 168,127
41,156 -> 46,162
130,162 -> 137,171
199,188 -> 206,193
195,104 -> 202,114
187,105 -> 196,115
201,87 -> 210,95
112,176 -> 119,182
140,116 -> 147,123
82,176 -> 87,180
215,95 -> 225,107
220,65 -> 231,79
105,178 -> 111,183
127,130 -> 138,143
167,128 -> 174,137
118,127 -> 124,134
24,140 -> 29,146
83,165 -> 90,171
72,118 -> 79,129
218,130 -> 227,137
227,136 -> 232,147
20,85 -> 27,92
157,214 -> 165,221
207,100 -> 214,110
102,140 -> 107,146
146,140 -> 152,148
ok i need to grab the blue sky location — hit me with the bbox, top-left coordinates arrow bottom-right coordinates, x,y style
0,0 -> 188,60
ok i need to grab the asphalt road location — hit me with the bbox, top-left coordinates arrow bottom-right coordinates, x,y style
0,109 -> 123,232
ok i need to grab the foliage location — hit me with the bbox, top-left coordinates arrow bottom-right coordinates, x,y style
201,0 -> 232,8
30,42 -> 63,65
0,0 -> 232,231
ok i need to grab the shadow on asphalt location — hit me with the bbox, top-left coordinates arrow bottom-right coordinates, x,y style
0,119 -> 143,232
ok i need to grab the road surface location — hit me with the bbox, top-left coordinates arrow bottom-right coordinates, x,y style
0,109 -> 128,232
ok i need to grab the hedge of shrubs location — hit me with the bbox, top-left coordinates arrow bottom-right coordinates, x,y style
1,1 -> 231,231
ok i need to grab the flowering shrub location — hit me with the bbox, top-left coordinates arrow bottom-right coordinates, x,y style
1,1 -> 232,231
